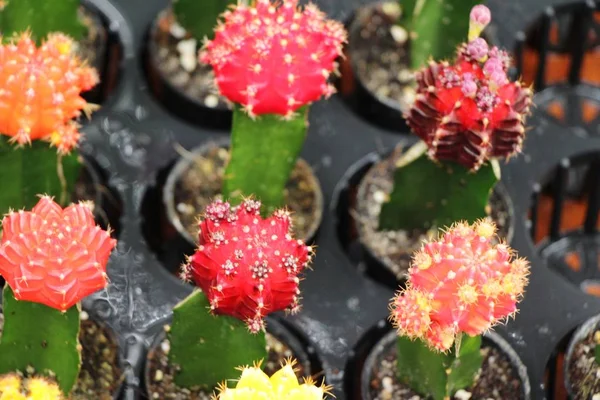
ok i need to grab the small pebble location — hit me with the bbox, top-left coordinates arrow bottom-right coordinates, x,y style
204,94 -> 219,108
161,339 -> 171,354
154,369 -> 164,382
373,190 -> 387,204
455,389 -> 473,400
390,25 -> 408,44
169,21 -> 187,39
592,394 -> 600,400
80,310 -> 89,321
177,38 -> 198,72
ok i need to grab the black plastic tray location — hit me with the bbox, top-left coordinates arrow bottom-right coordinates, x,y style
72,0 -> 600,399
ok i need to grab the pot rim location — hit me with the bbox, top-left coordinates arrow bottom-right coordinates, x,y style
564,312 -> 600,398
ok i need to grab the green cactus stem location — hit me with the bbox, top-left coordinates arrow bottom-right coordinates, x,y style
0,286 -> 81,395
0,0 -> 85,42
168,290 -> 267,389
172,0 -> 236,42
398,0 -> 482,70
222,106 -> 308,216
379,145 -> 498,231
595,343 -> 600,365
0,137 -> 81,218
397,333 -> 483,400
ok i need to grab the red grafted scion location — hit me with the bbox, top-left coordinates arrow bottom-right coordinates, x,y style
0,32 -> 99,154
183,199 -> 314,333
0,196 -> 116,311
200,0 -> 347,119
390,220 -> 530,351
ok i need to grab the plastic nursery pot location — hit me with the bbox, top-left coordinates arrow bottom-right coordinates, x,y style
0,307 -> 124,400
144,8 -> 232,131
80,0 -> 123,104
564,313 -> 600,399
337,2 -> 413,133
158,139 -> 324,275
144,316 -> 323,399
351,146 -> 513,289
345,321 -> 531,400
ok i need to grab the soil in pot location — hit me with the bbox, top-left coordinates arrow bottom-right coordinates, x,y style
0,311 -> 122,400
366,336 -> 524,399
148,9 -> 229,111
345,2 -> 416,114
77,6 -> 106,76
355,147 -> 511,281
147,331 -> 311,399
566,322 -> 600,399
172,143 -> 322,243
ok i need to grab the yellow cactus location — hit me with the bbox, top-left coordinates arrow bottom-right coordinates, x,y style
214,359 -> 331,400
0,374 -> 63,400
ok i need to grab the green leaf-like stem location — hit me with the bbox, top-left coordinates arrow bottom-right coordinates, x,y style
379,151 -> 497,231
172,0 -> 236,42
0,0 -> 85,43
168,290 -> 267,389
0,137 -> 81,217
397,334 -> 483,399
223,106 -> 308,216
0,286 -> 81,395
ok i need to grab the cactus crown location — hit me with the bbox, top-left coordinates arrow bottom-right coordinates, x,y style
390,219 -> 530,352
0,196 -> 117,311
406,5 -> 533,171
212,358 -> 330,400
182,199 -> 314,333
0,373 -> 63,400
0,32 -> 99,154
200,0 -> 347,119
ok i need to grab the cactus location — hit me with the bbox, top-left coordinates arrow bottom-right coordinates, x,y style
389,220 -> 530,399
0,373 -> 64,399
0,0 -> 85,43
0,197 -> 117,395
172,0 -> 236,42
379,5 -> 533,232
398,0 -> 485,70
173,199 -> 314,389
200,0 -> 346,215
213,358 -> 331,399
0,33 -> 99,218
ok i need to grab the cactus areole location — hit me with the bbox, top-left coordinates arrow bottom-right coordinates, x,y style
0,196 -> 116,311
389,220 -> 530,399
183,199 -> 314,333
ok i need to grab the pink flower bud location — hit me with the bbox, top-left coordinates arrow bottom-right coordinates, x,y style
468,5 -> 491,41
465,37 -> 489,61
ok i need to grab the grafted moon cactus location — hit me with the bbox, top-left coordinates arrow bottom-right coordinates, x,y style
200,0 -> 346,118
214,359 -> 330,399
183,198 -> 313,333
0,196 -> 116,311
387,220 -> 530,400
0,33 -> 98,155
0,373 -> 63,400
406,9 -> 533,171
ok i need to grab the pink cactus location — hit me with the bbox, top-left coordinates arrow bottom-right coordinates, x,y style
390,220 -> 530,351
199,0 -> 346,119
182,199 -> 314,333
468,5 -> 491,41
0,196 -> 116,311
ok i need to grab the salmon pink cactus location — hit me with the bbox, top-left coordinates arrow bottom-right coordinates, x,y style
199,0 -> 346,118
183,199 -> 313,333
0,32 -> 99,154
390,219 -> 530,352
0,196 -> 116,311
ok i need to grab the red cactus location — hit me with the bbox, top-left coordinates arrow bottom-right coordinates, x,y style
199,0 -> 346,119
183,199 -> 314,333
0,32 -> 99,154
405,6 -> 533,172
0,196 -> 116,311
390,220 -> 530,351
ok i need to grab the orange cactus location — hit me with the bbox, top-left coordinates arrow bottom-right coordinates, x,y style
0,32 -> 99,154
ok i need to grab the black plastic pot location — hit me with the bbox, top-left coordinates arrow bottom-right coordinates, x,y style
143,315 -> 324,398
564,313 -> 600,399
144,8 -> 232,131
157,138 -> 324,275
345,320 -> 531,400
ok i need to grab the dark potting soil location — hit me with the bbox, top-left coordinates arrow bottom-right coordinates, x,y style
150,9 -> 229,110
348,2 -> 416,111
566,326 -> 600,400
355,146 -> 511,280
77,6 -> 106,72
173,143 -> 321,242
0,311 -> 122,400
146,332 -> 309,399
368,341 -> 524,400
